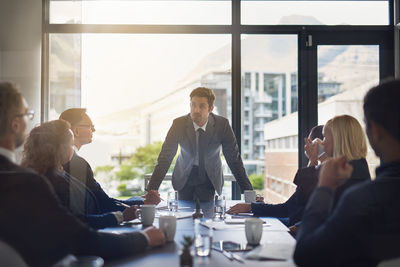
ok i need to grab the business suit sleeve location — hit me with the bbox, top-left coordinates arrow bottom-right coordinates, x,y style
220,119 -> 253,192
65,155 -> 143,213
78,213 -> 119,229
251,191 -> 297,218
294,186 -> 367,267
147,120 -> 180,190
0,173 -> 148,267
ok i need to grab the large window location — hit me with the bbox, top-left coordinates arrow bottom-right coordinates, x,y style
50,0 -> 231,24
242,1 -> 389,25
43,0 -> 394,201
241,35 -> 298,203
49,33 -> 231,197
317,45 -> 380,175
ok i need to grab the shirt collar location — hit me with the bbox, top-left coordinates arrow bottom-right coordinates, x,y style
193,120 -> 208,132
0,147 -> 16,163
73,145 -> 79,154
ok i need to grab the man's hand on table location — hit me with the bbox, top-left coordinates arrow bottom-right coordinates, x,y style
227,203 -> 251,214
318,156 -> 353,190
143,226 -> 166,248
122,205 -> 139,222
143,190 -> 161,205
256,195 -> 264,202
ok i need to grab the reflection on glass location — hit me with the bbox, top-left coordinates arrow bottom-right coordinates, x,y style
50,0 -> 231,25
49,34 -> 82,119
49,33 -> 231,198
241,35 -> 298,204
242,1 -> 388,25
317,45 -> 380,176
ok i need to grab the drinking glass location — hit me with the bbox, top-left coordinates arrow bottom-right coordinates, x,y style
214,195 -> 226,220
167,190 -> 179,212
194,219 -> 213,257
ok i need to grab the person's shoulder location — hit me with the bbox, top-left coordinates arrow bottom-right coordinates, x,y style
294,166 -> 317,185
0,156 -> 35,174
173,114 -> 190,123
71,152 -> 89,165
349,158 -> 371,180
1,170 -> 53,191
339,179 -> 374,203
212,113 -> 229,123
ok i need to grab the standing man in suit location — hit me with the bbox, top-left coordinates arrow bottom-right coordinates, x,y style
147,87 -> 253,201
60,108 -> 160,218
0,82 -> 165,266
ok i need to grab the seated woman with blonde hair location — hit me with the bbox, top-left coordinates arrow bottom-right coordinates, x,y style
21,120 -> 138,229
228,115 -> 371,227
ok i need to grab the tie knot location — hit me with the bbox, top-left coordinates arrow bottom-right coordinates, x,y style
197,128 -> 205,133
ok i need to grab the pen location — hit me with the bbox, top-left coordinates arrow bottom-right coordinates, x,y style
114,200 -> 130,208
230,252 -> 245,263
212,247 -> 233,261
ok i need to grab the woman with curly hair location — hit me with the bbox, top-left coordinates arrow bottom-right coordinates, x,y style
21,120 -> 138,229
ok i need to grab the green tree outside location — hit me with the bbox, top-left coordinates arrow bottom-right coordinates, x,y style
249,173 -> 264,190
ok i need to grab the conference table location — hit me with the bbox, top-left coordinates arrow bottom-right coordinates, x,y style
103,200 -> 297,267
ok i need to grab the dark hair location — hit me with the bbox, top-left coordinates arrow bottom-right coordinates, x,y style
190,87 -> 216,108
309,125 -> 324,140
0,82 -> 23,137
364,79 -> 400,142
59,108 -> 87,127
21,120 -> 72,175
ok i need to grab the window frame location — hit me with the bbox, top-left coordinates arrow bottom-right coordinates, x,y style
42,0 -> 395,199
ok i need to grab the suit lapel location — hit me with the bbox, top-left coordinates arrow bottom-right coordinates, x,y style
204,113 -> 215,148
185,114 -> 196,153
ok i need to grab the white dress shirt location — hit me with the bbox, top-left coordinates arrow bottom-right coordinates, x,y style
0,147 -> 16,163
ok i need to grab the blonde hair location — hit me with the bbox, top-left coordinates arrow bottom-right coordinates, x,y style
325,115 -> 367,160
21,120 -> 72,175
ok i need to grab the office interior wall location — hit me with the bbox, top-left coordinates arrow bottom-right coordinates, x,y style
0,0 -> 42,127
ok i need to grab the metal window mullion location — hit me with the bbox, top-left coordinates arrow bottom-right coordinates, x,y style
45,24 -> 232,34
231,0 -> 242,200
41,0 -> 50,123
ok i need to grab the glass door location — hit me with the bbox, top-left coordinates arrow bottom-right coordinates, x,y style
302,30 -> 394,175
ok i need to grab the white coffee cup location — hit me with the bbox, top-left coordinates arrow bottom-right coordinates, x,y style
245,218 -> 263,245
138,205 -> 156,226
244,190 -> 257,203
159,215 -> 177,242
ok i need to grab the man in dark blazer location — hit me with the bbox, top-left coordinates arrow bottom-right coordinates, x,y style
60,108 -> 160,222
0,82 -> 165,266
147,87 -> 253,200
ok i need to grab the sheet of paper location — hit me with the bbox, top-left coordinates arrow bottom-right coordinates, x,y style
245,243 -> 295,261
156,210 -> 193,219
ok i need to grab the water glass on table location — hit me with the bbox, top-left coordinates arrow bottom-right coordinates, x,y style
194,219 -> 213,257
167,190 -> 179,212
214,195 -> 226,220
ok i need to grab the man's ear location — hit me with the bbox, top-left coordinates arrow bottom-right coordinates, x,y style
71,127 -> 79,137
10,117 -> 20,134
368,120 -> 383,144
209,105 -> 214,113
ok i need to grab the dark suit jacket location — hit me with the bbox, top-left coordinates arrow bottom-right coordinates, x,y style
45,168 -> 120,229
251,158 -> 371,226
147,113 -> 253,194
63,152 -> 143,213
0,155 -> 148,267
294,161 -> 400,267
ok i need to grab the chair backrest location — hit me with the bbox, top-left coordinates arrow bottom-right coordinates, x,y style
0,240 -> 28,267
378,257 -> 400,267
